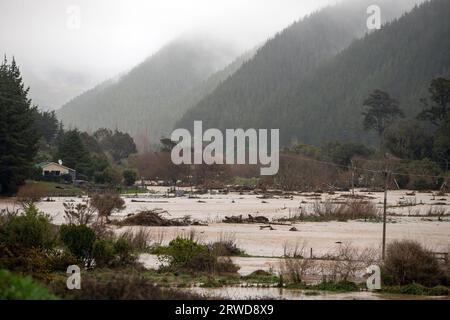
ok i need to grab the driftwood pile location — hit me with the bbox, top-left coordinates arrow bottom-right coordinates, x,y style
117,209 -> 193,227
223,214 -> 269,224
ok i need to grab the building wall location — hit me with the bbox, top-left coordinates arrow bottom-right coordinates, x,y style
42,163 -> 70,175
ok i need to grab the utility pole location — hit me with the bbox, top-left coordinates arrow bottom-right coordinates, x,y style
350,160 -> 355,197
382,169 -> 390,260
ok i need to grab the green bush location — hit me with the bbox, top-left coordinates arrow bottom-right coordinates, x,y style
157,237 -> 239,274
311,280 -> 360,292
0,204 -> 56,251
59,224 -> 96,261
113,238 -> 135,265
164,237 -> 208,268
92,239 -> 116,267
123,169 -> 138,186
0,269 -> 56,300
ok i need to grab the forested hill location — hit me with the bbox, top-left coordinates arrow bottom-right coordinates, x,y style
176,0 -> 424,146
275,0 -> 450,146
56,36 -> 242,145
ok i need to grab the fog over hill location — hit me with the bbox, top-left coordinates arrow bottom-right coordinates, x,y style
176,0 -> 426,147
56,36 -> 251,147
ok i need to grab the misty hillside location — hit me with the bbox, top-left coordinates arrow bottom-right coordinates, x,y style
56,37 -> 242,144
275,0 -> 450,146
176,0 -> 423,145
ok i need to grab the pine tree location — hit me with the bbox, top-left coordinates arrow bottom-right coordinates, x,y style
56,129 -> 91,176
0,57 -> 39,194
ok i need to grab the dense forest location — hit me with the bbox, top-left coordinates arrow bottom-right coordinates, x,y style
176,0 -> 434,146
56,37 -> 254,149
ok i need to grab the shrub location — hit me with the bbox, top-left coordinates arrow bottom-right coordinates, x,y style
164,238 -> 208,268
0,204 -> 56,251
46,249 -> 78,272
92,239 -> 116,267
383,283 -> 449,296
59,224 -> 96,262
123,169 -> 138,187
113,238 -> 135,265
90,192 -> 125,223
0,269 -> 56,300
0,246 -> 51,274
48,272 -> 210,300
63,202 -> 95,225
16,183 -> 47,207
311,199 -> 380,222
383,240 -> 447,287
209,233 -> 246,257
157,237 -> 239,274
311,280 -> 360,292
118,228 -> 152,252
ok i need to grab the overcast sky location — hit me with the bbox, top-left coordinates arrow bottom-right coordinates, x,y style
0,0 -> 338,108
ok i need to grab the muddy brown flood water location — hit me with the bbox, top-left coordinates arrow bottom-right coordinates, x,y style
1,188 -> 449,284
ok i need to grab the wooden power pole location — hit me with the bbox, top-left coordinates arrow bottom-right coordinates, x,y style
382,170 -> 390,260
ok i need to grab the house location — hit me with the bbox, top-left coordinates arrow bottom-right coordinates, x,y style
37,162 -> 76,180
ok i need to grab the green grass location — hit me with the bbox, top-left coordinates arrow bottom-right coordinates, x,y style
230,177 -> 259,187
284,280 -> 360,292
242,270 -> 280,284
28,181 -> 84,197
140,269 -> 241,288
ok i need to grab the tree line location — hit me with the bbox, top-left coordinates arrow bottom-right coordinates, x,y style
0,58 -> 138,194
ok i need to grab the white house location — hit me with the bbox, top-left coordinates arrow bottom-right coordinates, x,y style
37,162 -> 76,180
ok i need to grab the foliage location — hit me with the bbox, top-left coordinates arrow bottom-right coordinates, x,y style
384,122 -> 433,160
118,228 -> 152,252
92,239 -> 116,267
94,167 -> 122,185
310,280 -> 359,292
0,57 -> 39,194
32,109 -> 58,143
0,204 -> 56,251
177,0 -> 436,147
16,182 -> 47,206
59,224 -> 96,261
90,192 -> 125,221
161,237 -> 208,268
417,77 -> 450,126
92,238 -> 136,268
93,128 -> 137,163
325,142 -> 373,167
63,202 -> 96,225
382,283 -> 449,296
157,237 -> 239,274
48,272 -> 210,300
123,169 -> 138,186
433,116 -> 450,170
0,269 -> 56,300
362,90 -> 404,147
383,240 -> 447,287
56,129 -> 92,177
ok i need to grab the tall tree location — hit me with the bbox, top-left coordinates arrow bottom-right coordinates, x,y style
56,129 -> 91,176
93,128 -> 137,163
433,120 -> 450,171
384,122 -> 433,160
417,77 -> 450,126
0,57 -> 39,194
32,109 -> 58,143
362,90 -> 404,152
